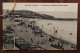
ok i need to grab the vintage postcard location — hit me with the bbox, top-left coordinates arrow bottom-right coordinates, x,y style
3,3 -> 78,50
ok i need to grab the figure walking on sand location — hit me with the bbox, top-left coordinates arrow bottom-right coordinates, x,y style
31,38 -> 33,43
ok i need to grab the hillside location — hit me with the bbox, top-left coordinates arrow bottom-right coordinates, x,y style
3,10 -> 77,21
4,10 -> 54,20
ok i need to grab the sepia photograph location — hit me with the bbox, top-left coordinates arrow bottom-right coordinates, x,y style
3,3 -> 78,50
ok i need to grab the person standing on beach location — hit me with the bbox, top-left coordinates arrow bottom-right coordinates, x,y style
31,38 -> 33,43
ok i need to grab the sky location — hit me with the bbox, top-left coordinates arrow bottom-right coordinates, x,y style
3,3 -> 78,19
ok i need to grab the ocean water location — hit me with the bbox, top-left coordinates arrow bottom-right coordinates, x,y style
37,11 -> 78,19
35,19 -> 77,45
